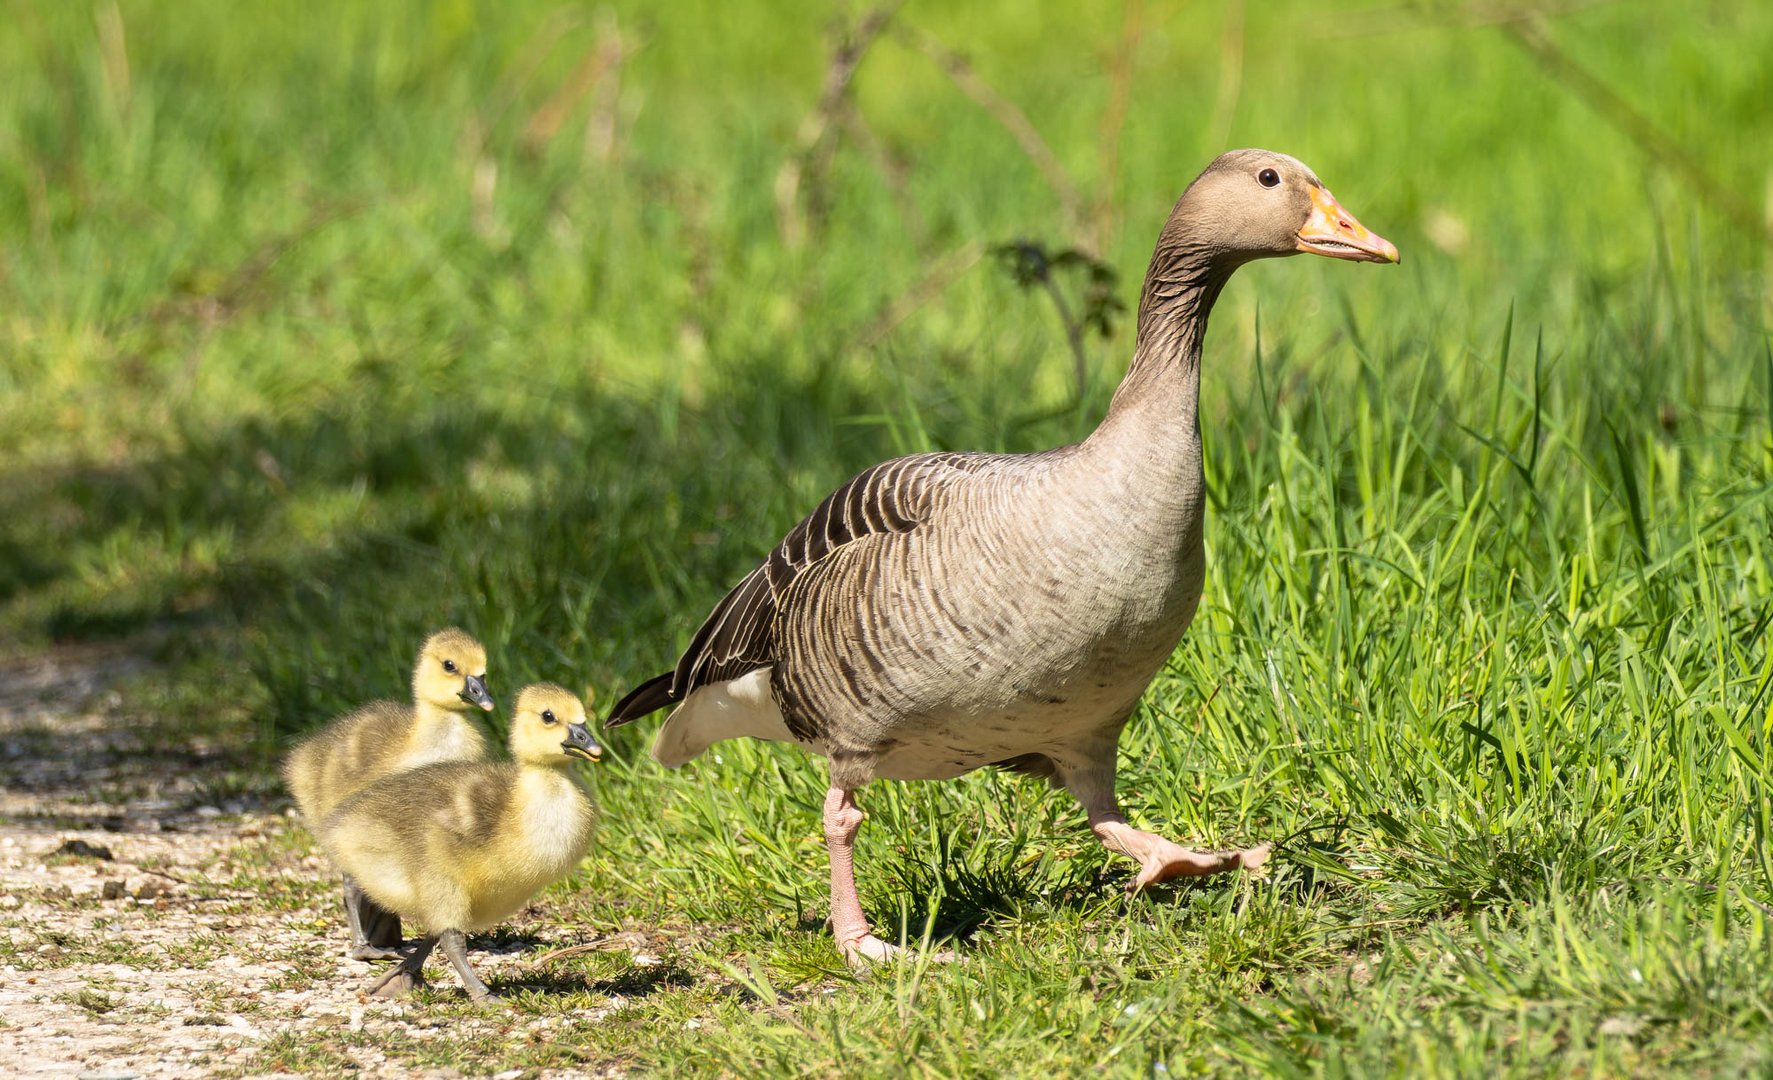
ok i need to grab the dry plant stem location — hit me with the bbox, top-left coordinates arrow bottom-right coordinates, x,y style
1325,0 -> 1605,38
894,23 -> 1086,248
521,937 -> 617,969
583,9 -> 629,164
137,196 -> 369,371
774,3 -> 904,248
522,22 -> 624,155
479,6 -> 586,146
1090,0 -> 1144,254
1039,274 -> 1091,400
841,108 -> 928,252
847,241 -> 985,355
1205,0 -> 1246,153
1505,17 -> 1771,244
94,1 -> 130,124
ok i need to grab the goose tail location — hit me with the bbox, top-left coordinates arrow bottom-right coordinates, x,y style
604,673 -> 675,729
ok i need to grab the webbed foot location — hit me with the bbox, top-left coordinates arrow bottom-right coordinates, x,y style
837,932 -> 958,969
369,967 -> 427,998
366,935 -> 436,999
1128,838 -> 1272,890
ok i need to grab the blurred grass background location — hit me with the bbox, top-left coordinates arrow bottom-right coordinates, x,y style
2,0 -> 1772,1074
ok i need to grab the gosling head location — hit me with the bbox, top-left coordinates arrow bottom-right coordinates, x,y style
413,628 -> 495,713
1165,149 -> 1399,266
509,683 -> 601,766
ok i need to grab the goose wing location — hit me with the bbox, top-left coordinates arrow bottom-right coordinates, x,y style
605,452 -> 987,727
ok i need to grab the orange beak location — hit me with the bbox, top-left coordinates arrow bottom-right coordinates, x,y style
1295,185 -> 1400,264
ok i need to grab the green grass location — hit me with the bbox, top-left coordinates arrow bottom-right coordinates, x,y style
3,0 -> 1772,1075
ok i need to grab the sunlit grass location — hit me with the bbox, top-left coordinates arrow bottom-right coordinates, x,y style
2,0 -> 1771,1075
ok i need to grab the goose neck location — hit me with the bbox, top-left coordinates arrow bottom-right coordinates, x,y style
1092,245 -> 1235,445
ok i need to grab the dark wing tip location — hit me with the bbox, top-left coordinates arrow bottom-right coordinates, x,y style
603,672 -> 676,729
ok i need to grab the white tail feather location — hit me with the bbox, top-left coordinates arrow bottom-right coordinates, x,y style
652,667 -> 803,766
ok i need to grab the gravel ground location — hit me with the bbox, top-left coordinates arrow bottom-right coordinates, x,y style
0,650 -> 632,1079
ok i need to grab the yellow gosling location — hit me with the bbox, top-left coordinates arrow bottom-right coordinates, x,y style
282,627 -> 496,958
318,683 -> 600,1002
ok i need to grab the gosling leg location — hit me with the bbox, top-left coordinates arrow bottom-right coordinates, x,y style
367,934 -> 435,998
359,894 -> 404,956
343,877 -> 404,961
438,929 -> 494,1002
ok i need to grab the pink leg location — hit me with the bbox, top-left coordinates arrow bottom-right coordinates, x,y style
823,785 -> 901,964
1067,761 -> 1268,889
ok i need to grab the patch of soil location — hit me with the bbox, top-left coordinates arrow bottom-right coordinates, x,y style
0,647 -> 634,1079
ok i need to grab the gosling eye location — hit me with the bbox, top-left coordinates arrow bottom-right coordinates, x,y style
1258,168 -> 1280,188
442,659 -> 458,674
541,709 -> 557,725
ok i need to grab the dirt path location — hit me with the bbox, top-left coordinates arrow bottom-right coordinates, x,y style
0,650 -> 633,1079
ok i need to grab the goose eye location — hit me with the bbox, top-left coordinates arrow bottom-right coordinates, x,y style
541,710 -> 557,725
1258,169 -> 1280,188
442,659 -> 458,674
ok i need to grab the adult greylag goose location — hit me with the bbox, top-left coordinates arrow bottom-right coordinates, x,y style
283,627 -> 497,960
318,684 -> 601,1001
607,149 -> 1399,964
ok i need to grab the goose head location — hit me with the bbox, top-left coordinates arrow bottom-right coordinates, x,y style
1168,149 -> 1399,266
413,627 -> 495,713
509,683 -> 601,765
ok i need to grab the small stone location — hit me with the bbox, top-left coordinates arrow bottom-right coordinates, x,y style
1599,1015 -> 1647,1037
53,839 -> 114,861
78,1070 -> 140,1080
194,806 -> 222,819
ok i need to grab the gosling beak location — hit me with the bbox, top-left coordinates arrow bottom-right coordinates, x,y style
562,722 -> 603,762
458,674 -> 495,712
1295,185 -> 1400,264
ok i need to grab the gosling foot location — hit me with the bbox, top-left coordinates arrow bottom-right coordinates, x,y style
439,929 -> 496,1002
366,935 -> 436,999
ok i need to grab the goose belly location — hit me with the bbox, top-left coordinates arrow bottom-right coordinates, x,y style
778,516 -> 1207,779
870,686 -> 1154,781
